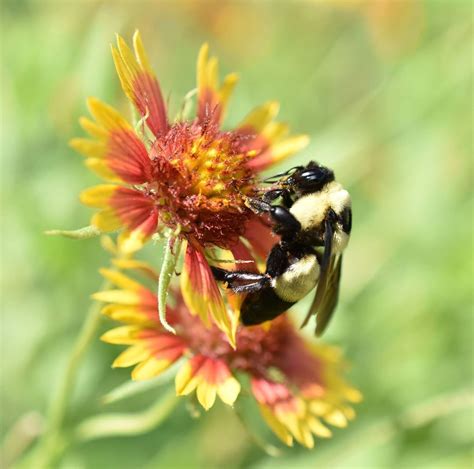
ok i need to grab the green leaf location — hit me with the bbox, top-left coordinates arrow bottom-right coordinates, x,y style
157,236 -> 182,334
76,389 -> 179,441
44,225 -> 101,240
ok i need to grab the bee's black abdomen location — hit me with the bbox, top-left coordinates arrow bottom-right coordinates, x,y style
241,288 -> 294,325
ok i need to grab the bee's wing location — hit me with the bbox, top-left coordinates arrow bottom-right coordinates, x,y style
314,255 -> 342,336
300,217 -> 334,329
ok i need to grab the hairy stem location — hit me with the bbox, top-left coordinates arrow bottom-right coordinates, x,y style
44,225 -> 102,239
157,236 -> 182,334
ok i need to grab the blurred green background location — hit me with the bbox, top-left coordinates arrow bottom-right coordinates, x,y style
2,0 -> 473,467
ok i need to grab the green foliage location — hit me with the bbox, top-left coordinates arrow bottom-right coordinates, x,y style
2,1 -> 472,467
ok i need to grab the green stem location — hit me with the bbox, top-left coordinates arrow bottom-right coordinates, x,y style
157,236 -> 182,334
30,277 -> 112,468
76,388 -> 179,441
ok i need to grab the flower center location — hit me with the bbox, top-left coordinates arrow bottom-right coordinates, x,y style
174,298 -> 292,378
149,119 -> 257,248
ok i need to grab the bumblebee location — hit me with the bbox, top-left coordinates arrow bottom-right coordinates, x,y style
211,161 -> 351,336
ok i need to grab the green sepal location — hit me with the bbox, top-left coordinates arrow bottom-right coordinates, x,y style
157,234 -> 183,334
44,225 -> 101,240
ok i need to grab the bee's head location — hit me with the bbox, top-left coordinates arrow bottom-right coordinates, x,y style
284,161 -> 335,194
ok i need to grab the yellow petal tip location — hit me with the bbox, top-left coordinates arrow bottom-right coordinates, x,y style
68,138 -> 82,150
86,96 -> 99,107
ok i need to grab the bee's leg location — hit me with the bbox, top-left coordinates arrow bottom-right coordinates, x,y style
261,189 -> 294,208
269,206 -> 301,236
281,191 -> 294,208
211,267 -> 265,283
210,266 -> 270,293
212,239 -> 294,295
247,198 -> 301,236
228,280 -> 269,294
262,189 -> 284,202
265,243 -> 290,277
246,197 -> 273,213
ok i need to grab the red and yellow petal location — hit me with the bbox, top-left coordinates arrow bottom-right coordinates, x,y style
70,98 -> 153,184
196,379 -> 217,410
111,344 -> 150,368
250,374 -> 358,448
175,355 -> 204,396
131,334 -> 186,380
306,415 -> 333,438
131,356 -> 175,380
94,267 -> 179,330
235,101 -> 310,172
175,356 -> 240,411
93,289 -> 142,306
112,31 -> 168,138
80,185 -> 158,244
196,43 -> 238,125
99,268 -> 145,291
251,377 -> 292,407
92,269 -> 159,324
100,325 -> 145,345
247,135 -> 310,172
101,324 -> 186,380
111,258 -> 159,282
95,268 -> 160,324
213,361 -> 241,407
84,157 -> 122,183
251,377 -> 318,448
258,404 -> 294,446
102,304 -> 156,325
180,241 -> 236,347
109,188 -> 158,234
238,101 -> 281,135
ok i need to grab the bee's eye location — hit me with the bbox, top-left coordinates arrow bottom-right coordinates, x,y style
290,166 -> 334,192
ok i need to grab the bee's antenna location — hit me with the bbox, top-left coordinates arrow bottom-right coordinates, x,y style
263,165 -> 303,184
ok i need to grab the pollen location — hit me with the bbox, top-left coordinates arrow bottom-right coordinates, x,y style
146,119 -> 256,248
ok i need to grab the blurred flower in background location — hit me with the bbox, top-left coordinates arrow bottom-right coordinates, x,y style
71,31 -> 308,344
97,259 -> 361,448
176,1 -> 266,58
330,0 -> 424,57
